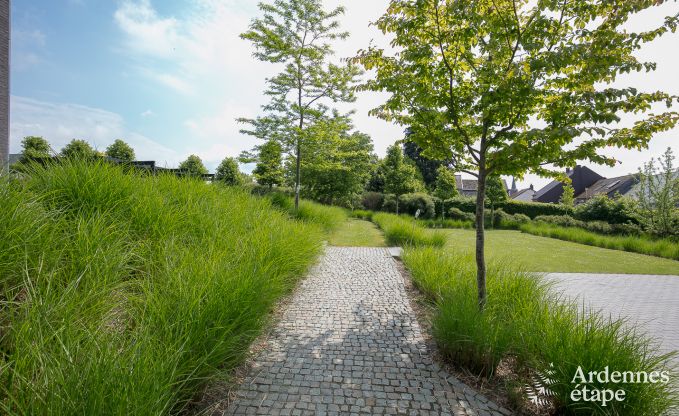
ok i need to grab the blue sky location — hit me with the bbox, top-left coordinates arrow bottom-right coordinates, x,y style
9,0 -> 679,188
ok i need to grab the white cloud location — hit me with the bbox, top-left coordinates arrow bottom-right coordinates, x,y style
10,96 -> 181,166
140,109 -> 154,118
114,0 -> 180,59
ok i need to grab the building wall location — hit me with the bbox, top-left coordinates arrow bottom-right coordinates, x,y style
0,1 -> 9,166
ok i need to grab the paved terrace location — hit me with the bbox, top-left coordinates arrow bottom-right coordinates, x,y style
226,247 -> 510,416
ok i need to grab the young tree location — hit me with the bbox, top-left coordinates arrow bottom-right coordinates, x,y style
20,136 -> 51,160
239,0 -> 361,211
433,166 -> 459,219
297,115 -> 374,206
637,147 -> 679,237
356,1 -> 679,308
486,175 -> 508,228
105,139 -> 136,162
215,157 -> 243,186
253,140 -> 285,189
61,139 -> 95,159
559,183 -> 575,207
179,155 -> 208,177
382,144 -> 424,214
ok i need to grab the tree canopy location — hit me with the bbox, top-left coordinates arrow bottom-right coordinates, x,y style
179,155 -> 208,177
61,139 -> 95,159
253,140 -> 285,189
105,139 -> 135,162
433,166 -> 459,201
355,0 -> 679,308
382,144 -> 424,213
215,157 -> 243,186
21,136 -> 51,160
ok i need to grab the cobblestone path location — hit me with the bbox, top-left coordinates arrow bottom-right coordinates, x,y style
226,247 -> 510,416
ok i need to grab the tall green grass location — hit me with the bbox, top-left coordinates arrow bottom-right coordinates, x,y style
403,247 -> 677,415
521,222 -> 679,261
267,192 -> 347,232
372,212 -> 446,247
0,160 -> 324,414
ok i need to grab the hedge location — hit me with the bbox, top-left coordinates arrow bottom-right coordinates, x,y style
443,197 -> 574,219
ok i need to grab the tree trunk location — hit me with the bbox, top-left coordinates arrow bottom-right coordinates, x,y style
396,196 -> 399,215
475,168 -> 487,310
295,138 -> 301,211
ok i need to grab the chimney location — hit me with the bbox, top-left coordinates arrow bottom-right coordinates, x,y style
529,184 -> 534,190
566,167 -> 571,173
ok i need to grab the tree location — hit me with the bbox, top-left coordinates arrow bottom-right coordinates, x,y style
61,139 -> 95,159
179,155 -> 208,177
253,141 -> 285,189
559,183 -> 575,207
433,166 -> 459,219
382,144 -> 424,214
486,176 -> 508,228
106,139 -> 135,162
239,0 -> 361,211
296,115 -> 375,206
637,147 -> 679,237
215,157 -> 243,186
356,1 -> 679,308
404,139 -> 443,189
21,136 -> 51,160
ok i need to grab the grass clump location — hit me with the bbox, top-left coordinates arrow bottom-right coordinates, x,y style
521,222 -> 679,261
403,247 -> 677,415
267,192 -> 347,232
350,209 -> 373,221
372,212 -> 446,247
0,160 -> 324,415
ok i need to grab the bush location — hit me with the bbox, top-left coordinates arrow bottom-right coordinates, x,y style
444,196 -> 478,214
403,247 -> 677,415
398,192 -> 436,219
268,192 -> 347,232
535,215 -> 645,236
418,218 -> 474,230
372,212 -> 446,247
521,222 -> 679,260
498,199 -> 574,218
574,194 -> 640,225
361,191 -> 385,211
382,194 -> 397,213
1,160 -> 324,414
448,207 -> 475,222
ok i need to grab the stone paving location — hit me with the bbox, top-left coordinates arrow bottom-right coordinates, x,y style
226,247 -> 510,416
545,273 -> 679,360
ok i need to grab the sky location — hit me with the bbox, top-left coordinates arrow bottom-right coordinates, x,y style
9,0 -> 679,189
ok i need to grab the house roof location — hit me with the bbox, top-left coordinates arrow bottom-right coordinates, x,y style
575,175 -> 637,200
533,166 -> 604,203
511,188 -> 535,201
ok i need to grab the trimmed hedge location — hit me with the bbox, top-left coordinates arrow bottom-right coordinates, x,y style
443,197 -> 574,219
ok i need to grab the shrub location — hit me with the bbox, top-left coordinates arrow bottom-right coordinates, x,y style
382,194 -> 397,212
448,207 -> 475,222
444,196 -> 478,214
535,215 -> 644,236
574,194 -> 640,225
351,209 -> 373,221
497,199 -> 574,218
361,191 -> 385,211
403,247 -> 678,415
398,192 -> 436,219
372,212 -> 446,247
418,218 -> 474,230
521,222 -> 679,260
1,160 -> 324,414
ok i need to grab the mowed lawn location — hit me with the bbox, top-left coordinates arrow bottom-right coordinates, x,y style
443,229 -> 679,275
329,218 -> 386,247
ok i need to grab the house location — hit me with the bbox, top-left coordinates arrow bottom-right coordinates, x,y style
454,175 -> 510,198
532,166 -> 603,203
512,185 -> 536,202
575,175 -> 637,204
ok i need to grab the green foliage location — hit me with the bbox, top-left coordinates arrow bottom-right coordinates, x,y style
447,207 -> 475,222
371,212 -> 446,247
403,140 -> 442,189
297,116 -> 375,207
239,0 -> 361,206
382,144 -> 424,213
521,222 -> 679,261
636,147 -> 679,238
267,192 -> 347,232
485,176 -> 508,205
328,217 -> 385,247
574,194 -> 640,225
0,160 -> 324,414
559,183 -> 575,207
253,140 -> 285,188
444,197 -> 573,218
60,139 -> 96,159
396,193 -> 436,219
403,247 -> 677,415
215,157 -> 243,185
178,154 -> 208,177
361,191 -> 385,211
105,139 -> 136,162
20,136 -> 51,160
350,210 -> 373,221
433,166 -> 459,201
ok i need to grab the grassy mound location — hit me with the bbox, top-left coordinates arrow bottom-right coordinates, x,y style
403,247 -> 678,415
267,192 -> 347,232
0,160 -> 325,414
372,212 -> 446,247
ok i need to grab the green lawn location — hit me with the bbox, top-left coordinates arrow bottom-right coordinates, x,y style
443,229 -> 679,275
329,218 -> 386,247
